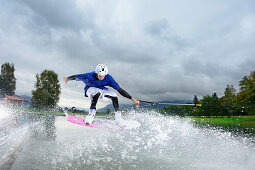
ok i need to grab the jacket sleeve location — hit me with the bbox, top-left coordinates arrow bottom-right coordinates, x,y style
67,75 -> 76,80
117,88 -> 132,99
67,73 -> 88,81
108,75 -> 121,90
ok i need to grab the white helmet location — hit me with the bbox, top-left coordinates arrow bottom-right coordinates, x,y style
95,64 -> 108,75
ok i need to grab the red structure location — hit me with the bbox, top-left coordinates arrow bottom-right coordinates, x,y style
1,94 -> 28,106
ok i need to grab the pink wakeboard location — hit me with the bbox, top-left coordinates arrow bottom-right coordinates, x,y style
65,113 -> 141,129
66,114 -> 103,129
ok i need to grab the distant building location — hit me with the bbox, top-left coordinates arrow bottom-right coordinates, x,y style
0,94 -> 28,106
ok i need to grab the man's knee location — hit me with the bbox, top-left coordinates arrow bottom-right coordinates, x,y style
90,92 -> 101,109
105,95 -> 119,111
93,92 -> 101,98
112,97 -> 119,111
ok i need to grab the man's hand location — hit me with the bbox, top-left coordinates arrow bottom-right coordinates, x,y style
63,77 -> 68,83
131,97 -> 140,106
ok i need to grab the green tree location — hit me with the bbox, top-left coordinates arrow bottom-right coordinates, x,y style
0,62 -> 16,96
237,70 -> 255,115
31,70 -> 61,109
192,106 -> 201,116
222,85 -> 237,105
211,92 -> 223,117
191,95 -> 201,116
220,85 -> 237,116
193,95 -> 199,104
200,95 -> 214,117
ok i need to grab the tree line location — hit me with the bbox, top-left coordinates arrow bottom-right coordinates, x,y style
1,62 -> 254,115
0,62 -> 61,109
159,70 -> 255,116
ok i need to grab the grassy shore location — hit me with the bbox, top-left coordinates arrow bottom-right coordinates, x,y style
22,107 -> 65,116
190,116 -> 255,129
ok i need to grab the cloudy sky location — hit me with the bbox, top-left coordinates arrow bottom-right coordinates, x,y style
0,0 -> 255,109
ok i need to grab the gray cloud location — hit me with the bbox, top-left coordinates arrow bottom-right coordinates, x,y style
18,0 -> 93,31
145,19 -> 189,49
1,0 -> 255,108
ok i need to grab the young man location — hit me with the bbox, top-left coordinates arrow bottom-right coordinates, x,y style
64,64 -> 140,125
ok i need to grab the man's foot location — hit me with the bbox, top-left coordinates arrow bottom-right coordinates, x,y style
85,109 -> 96,125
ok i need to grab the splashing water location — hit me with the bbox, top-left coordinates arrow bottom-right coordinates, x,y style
1,107 -> 255,170
0,105 -> 30,169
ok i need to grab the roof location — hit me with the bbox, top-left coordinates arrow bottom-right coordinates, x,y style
4,95 -> 28,102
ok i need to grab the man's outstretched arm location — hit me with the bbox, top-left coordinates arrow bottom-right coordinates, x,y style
63,75 -> 76,83
117,88 -> 140,106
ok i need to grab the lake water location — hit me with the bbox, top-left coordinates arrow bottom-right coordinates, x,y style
0,105 -> 255,170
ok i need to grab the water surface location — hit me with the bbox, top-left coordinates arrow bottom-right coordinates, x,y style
1,106 -> 255,170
